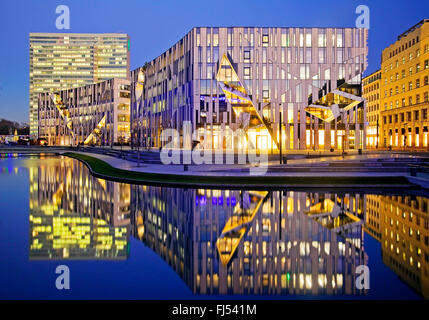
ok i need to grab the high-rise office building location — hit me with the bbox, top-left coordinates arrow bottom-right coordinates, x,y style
380,19 -> 429,150
131,27 -> 368,152
29,33 -> 130,137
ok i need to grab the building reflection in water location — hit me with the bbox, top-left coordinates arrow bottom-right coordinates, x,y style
29,156 -> 131,260
130,186 -> 367,296
366,194 -> 429,298
27,156 -> 429,297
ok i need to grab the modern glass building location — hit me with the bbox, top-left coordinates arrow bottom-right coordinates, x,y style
131,27 -> 368,152
362,69 -> 381,149
29,33 -> 130,138
38,78 -> 131,146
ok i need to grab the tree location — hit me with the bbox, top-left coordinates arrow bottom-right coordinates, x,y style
0,118 -> 29,135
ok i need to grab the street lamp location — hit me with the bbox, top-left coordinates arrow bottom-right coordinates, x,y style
376,118 -> 379,149
403,123 -> 408,152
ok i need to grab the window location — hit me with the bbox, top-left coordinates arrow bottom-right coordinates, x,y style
281,31 -> 289,47
206,31 -> 211,46
407,112 -> 412,121
336,30 -> 344,47
318,30 -> 326,47
425,60 -> 429,70
213,28 -> 219,46
409,82 -> 413,91
300,65 -> 309,79
117,103 -> 129,111
244,50 -> 250,62
206,65 -> 213,79
213,47 -> 219,63
425,92 -> 428,103
262,34 -> 269,46
425,76 -> 428,86
305,31 -> 312,47
243,66 -> 251,78
415,110 -> 420,120
262,90 -> 269,99
402,69 -> 405,78
318,48 -> 326,63
306,48 -> 312,63
196,28 -> 201,46
417,79 -> 420,88
423,109 -> 428,119
227,28 -> 233,47
117,114 -> 129,122
417,63 -> 420,73
337,48 -> 343,63
402,98 -> 406,107
119,91 -> 130,98
416,94 -> 420,104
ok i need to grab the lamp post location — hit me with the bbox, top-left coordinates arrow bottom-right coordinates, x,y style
279,111 -> 282,164
376,118 -> 379,149
137,126 -> 141,167
403,122 -> 408,152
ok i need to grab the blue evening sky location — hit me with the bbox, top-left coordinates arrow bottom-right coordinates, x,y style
0,0 -> 428,123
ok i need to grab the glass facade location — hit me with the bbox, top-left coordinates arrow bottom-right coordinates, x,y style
29,33 -> 130,138
37,78 -> 131,146
131,27 -> 368,151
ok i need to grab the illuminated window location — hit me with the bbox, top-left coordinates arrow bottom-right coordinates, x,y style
262,34 -> 269,46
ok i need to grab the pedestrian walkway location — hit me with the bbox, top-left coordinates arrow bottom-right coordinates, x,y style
65,150 -> 423,178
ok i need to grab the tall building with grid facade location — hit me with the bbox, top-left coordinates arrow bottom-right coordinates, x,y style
131,27 -> 368,152
29,33 -> 130,137
37,78 -> 131,146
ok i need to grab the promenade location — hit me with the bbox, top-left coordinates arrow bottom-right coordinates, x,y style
2,145 -> 428,188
